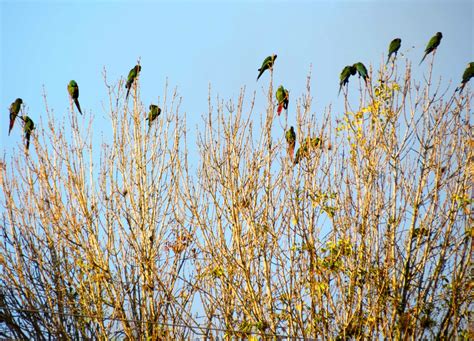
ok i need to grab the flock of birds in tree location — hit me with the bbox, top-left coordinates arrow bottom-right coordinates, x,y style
7,65 -> 161,151
255,32 -> 472,164
6,32 -> 473,157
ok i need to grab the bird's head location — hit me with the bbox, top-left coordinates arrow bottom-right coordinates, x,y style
149,104 -> 156,110
17,98 -> 23,104
396,38 -> 401,43
273,54 -> 277,61
436,32 -> 443,38
136,65 -> 142,72
69,80 -> 77,87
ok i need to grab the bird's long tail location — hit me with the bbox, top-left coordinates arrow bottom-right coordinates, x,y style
25,133 -> 30,150
386,54 -> 391,65
419,53 -> 427,65
9,118 -> 14,136
75,99 -> 83,115
277,103 -> 283,115
125,86 -> 131,100
288,143 -> 295,162
456,83 -> 465,93
256,68 -> 263,81
338,84 -> 343,97
294,147 -> 301,165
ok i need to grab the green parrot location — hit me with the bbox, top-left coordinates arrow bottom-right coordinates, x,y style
419,32 -> 443,65
125,64 -> 142,100
67,80 -> 83,115
285,126 -> 296,162
456,62 -> 474,93
294,136 -> 321,164
339,65 -> 357,95
353,62 -> 369,84
147,104 -> 161,129
257,54 -> 277,81
9,98 -> 23,136
386,38 -> 402,64
22,116 -> 35,150
276,85 -> 289,115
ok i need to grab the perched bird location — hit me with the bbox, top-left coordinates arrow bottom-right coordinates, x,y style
285,126 -> 296,162
257,54 -> 277,81
67,80 -> 83,115
339,65 -> 357,95
276,85 -> 289,115
386,38 -> 402,64
353,62 -> 369,84
147,104 -> 161,129
294,137 -> 321,164
125,64 -> 142,100
420,32 -> 443,65
23,116 -> 35,150
456,62 -> 474,93
8,98 -> 23,135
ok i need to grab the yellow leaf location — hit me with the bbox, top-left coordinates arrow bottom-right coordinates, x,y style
291,216 -> 298,225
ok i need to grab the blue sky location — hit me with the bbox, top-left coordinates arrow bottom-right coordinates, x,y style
1,0 -> 472,154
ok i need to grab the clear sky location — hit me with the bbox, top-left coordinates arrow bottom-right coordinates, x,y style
1,0 -> 472,156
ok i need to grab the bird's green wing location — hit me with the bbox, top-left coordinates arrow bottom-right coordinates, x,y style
462,63 -> 474,83
340,66 -> 351,82
276,86 -> 285,103
425,35 -> 439,52
127,67 -> 137,83
67,82 -> 74,97
260,56 -> 272,69
11,99 -> 21,114
389,39 -> 401,55
23,116 -> 35,150
354,63 -> 368,81
285,127 -> 296,144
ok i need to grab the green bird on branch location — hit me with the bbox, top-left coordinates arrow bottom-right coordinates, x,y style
456,62 -> 474,93
339,65 -> 357,96
67,80 -> 83,115
257,54 -> 277,81
294,136 -> 321,165
353,62 -> 369,84
386,38 -> 401,65
8,98 -> 23,136
276,85 -> 289,115
147,104 -> 161,130
22,116 -> 35,151
125,64 -> 142,100
285,126 -> 296,162
420,32 -> 442,65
